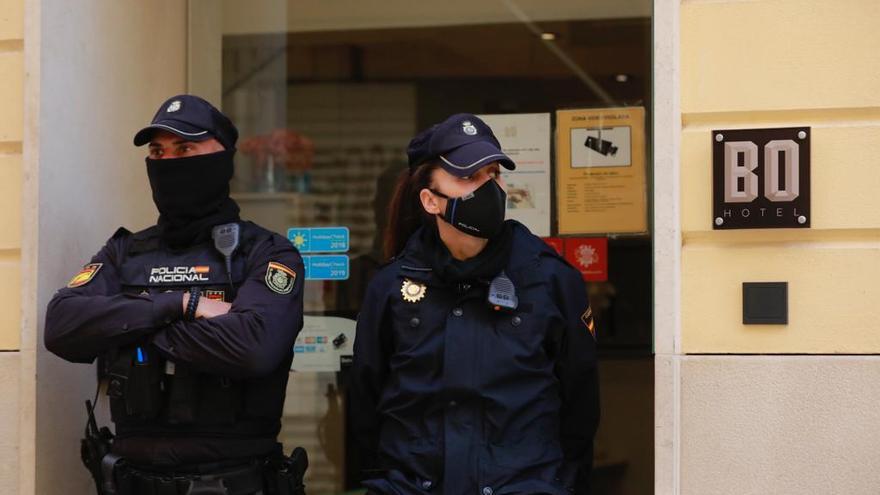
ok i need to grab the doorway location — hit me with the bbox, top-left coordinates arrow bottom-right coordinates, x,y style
189,2 -> 655,492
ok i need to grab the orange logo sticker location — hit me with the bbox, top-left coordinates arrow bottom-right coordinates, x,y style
67,263 -> 103,288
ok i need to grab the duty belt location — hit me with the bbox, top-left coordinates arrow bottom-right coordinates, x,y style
113,461 -> 264,495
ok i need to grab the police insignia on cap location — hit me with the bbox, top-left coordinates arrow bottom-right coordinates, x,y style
462,120 -> 477,136
401,279 -> 427,303
581,307 -> 596,338
67,263 -> 103,288
265,261 -> 296,294
166,100 -> 181,113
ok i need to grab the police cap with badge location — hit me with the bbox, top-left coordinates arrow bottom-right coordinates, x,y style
133,94 -> 239,150
406,112 -> 516,177
407,113 -> 521,313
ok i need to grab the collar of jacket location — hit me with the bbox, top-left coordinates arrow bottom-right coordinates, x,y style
395,220 -> 549,288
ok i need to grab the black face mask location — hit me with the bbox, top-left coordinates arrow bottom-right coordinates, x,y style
432,178 -> 507,239
146,149 -> 240,247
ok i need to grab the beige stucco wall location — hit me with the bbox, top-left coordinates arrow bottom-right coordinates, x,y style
674,0 -> 880,493
0,0 -> 25,493
680,0 -> 880,354
26,1 -> 188,494
681,357 -> 880,494
0,0 -> 24,353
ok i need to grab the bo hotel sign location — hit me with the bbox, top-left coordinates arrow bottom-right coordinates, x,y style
712,127 -> 810,230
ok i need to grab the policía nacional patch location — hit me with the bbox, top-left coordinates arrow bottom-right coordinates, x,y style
67,263 -> 103,288
265,261 -> 296,295
581,306 -> 596,339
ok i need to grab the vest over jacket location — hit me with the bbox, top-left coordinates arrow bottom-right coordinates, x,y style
45,221 -> 304,466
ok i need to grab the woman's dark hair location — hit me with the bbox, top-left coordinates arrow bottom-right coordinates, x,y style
383,161 -> 440,260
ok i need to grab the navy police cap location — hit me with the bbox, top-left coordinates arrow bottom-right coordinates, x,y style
133,94 -> 239,150
406,113 -> 515,177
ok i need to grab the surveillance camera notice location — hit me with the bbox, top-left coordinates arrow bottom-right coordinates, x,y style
556,107 -> 647,235
570,126 -> 632,168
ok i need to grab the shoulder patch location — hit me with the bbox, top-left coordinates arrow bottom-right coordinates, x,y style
265,261 -> 296,294
68,263 -> 103,288
581,306 -> 596,339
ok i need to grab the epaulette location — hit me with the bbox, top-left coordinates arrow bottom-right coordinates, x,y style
128,225 -> 162,255
110,226 -> 132,240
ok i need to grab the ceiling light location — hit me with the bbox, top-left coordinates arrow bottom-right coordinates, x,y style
540,32 -> 557,41
615,74 -> 629,83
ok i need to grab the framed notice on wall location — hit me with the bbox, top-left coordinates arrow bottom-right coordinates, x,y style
478,113 -> 551,236
555,107 -> 648,235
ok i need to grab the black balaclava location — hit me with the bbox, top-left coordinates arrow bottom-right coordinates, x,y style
146,149 -> 240,248
431,178 -> 507,240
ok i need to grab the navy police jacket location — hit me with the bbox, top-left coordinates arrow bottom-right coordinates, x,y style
351,221 -> 599,495
44,221 -> 304,465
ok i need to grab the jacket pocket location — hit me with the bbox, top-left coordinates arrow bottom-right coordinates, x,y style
481,437 -> 567,495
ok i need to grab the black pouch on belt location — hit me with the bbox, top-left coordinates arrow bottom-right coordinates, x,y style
199,376 -> 243,425
166,362 -> 198,424
124,346 -> 164,419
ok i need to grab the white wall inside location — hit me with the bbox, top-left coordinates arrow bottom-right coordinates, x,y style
34,1 -> 187,493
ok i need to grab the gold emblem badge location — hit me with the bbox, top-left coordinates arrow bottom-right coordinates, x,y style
401,279 -> 427,303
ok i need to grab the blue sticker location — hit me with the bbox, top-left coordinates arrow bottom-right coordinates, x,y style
287,227 -> 350,253
304,255 -> 349,281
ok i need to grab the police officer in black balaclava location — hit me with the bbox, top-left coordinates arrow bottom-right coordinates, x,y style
350,113 -> 600,495
45,95 -> 308,494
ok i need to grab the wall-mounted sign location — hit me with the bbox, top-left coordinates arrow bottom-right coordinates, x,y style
292,316 -> 356,372
563,237 -> 608,282
479,113 -> 552,237
287,227 -> 350,253
303,255 -> 349,281
556,107 -> 648,235
712,127 -> 811,229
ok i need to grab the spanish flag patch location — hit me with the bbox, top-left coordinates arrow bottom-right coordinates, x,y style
581,306 -> 596,339
67,263 -> 103,288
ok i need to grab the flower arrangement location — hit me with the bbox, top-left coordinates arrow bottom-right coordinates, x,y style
240,129 -> 315,172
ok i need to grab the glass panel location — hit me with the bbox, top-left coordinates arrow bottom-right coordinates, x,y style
190,2 -> 654,492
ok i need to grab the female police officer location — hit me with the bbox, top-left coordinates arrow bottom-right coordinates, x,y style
350,114 -> 599,495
